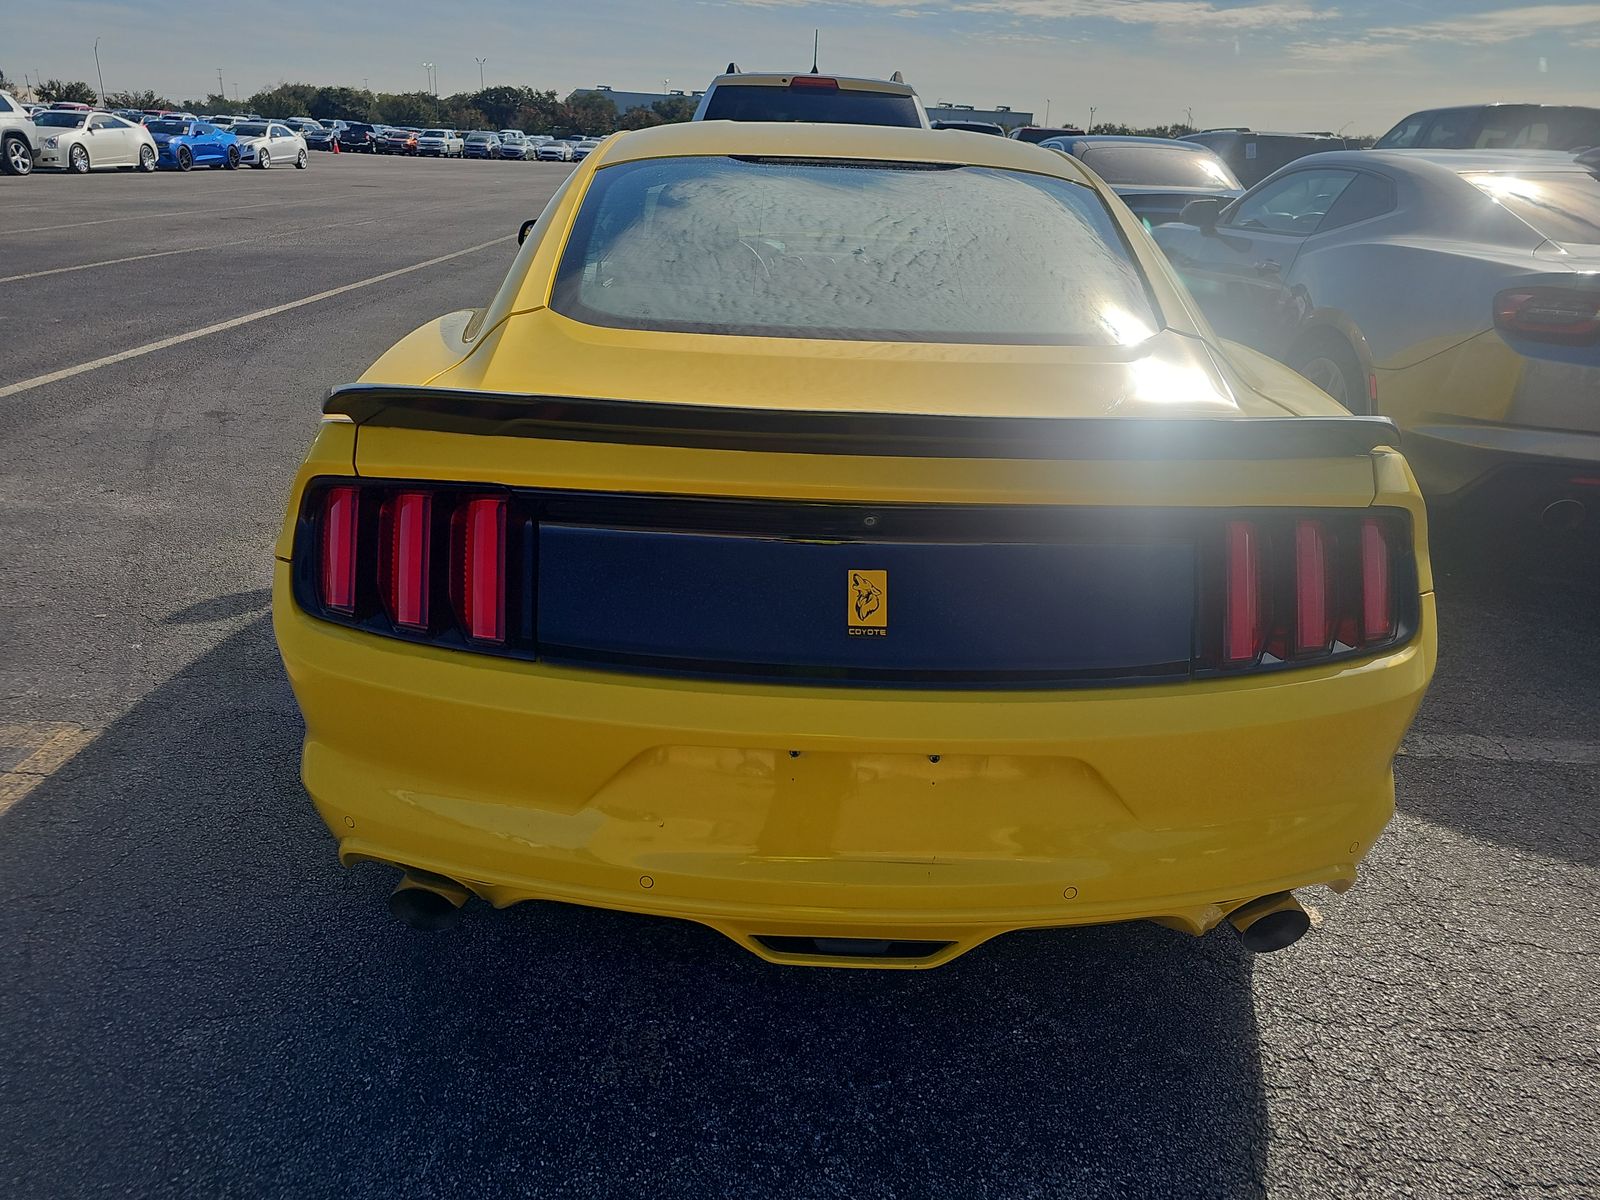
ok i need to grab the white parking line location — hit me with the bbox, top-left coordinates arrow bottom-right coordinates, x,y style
0,216 -> 383,284
1400,733 -> 1600,766
0,199 -> 298,237
0,234 -> 512,402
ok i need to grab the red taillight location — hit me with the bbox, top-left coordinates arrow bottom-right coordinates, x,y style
1360,518 -> 1393,644
451,496 -> 506,643
319,485 -> 359,615
1294,519 -> 1331,654
1224,521 -> 1265,666
788,75 -> 840,90
379,490 -> 433,631
1493,287 -> 1600,344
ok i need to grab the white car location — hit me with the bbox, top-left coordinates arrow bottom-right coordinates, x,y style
32,109 -> 157,173
571,138 -> 601,161
417,128 -> 464,157
231,120 -> 307,169
534,139 -> 574,161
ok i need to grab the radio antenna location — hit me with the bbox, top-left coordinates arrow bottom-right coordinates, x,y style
811,28 -> 820,73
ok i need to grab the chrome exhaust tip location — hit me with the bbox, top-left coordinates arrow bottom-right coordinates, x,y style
389,869 -> 471,932
1227,891 -> 1311,954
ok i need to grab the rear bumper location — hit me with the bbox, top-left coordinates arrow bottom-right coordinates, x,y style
1403,421 -> 1600,502
274,562 -> 1436,966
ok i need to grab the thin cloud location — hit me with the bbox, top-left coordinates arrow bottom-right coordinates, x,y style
1369,2 -> 1600,43
954,0 -> 1336,28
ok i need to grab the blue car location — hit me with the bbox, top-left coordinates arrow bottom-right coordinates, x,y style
147,119 -> 239,171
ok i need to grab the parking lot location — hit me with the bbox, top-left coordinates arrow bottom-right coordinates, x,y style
1,153 -> 1597,1197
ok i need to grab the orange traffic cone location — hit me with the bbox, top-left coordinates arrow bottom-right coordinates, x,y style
331,139 -> 340,153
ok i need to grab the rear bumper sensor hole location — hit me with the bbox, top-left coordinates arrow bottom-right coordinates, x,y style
755,936 -> 953,960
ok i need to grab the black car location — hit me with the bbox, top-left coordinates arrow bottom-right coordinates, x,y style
1179,129 -> 1347,188
304,125 -> 339,151
931,119 -> 1006,136
1039,135 -> 1244,226
1008,125 -> 1086,144
338,122 -> 380,153
1374,104 -> 1600,152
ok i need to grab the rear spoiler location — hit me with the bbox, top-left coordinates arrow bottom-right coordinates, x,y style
325,384 -> 1400,461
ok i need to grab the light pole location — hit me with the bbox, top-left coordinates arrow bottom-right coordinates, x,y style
422,62 -> 436,120
475,57 -> 486,90
1044,98 -> 1051,126
93,36 -> 105,105
1184,106 -> 1194,131
216,67 -> 224,100
1088,105 -> 1097,132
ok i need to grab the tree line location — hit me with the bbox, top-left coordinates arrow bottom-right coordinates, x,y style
13,76 -> 694,135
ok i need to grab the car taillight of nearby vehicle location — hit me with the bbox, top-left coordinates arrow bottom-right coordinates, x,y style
1494,287 -> 1600,344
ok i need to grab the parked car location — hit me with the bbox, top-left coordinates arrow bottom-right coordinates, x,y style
338,121 -> 381,153
571,138 -> 601,160
378,128 -> 420,155
1039,135 -> 1243,226
0,90 -> 38,176
206,115 -> 241,129
147,118 -> 239,170
275,120 -> 1432,965
231,120 -> 307,169
931,119 -> 1006,136
1154,148 -> 1600,514
463,131 -> 502,159
32,109 -> 157,173
1008,125 -> 1086,144
497,130 -> 530,159
285,117 -> 324,137
534,138 -> 573,161
1179,129 -> 1347,189
416,128 -> 463,157
693,65 -> 929,127
303,125 -> 340,152
1375,104 -> 1600,153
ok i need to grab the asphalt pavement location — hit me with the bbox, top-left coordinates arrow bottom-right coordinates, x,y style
1,152 -> 1597,1199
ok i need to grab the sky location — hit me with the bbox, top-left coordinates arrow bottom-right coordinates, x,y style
6,0 -> 1600,134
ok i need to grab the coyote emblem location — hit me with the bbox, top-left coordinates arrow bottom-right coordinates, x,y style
849,571 -> 885,629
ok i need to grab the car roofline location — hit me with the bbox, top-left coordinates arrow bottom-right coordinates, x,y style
702,72 -> 916,96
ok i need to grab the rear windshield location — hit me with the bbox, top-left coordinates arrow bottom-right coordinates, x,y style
1466,171 -> 1600,246
1075,146 -> 1240,189
550,155 -> 1159,345
700,84 -> 921,127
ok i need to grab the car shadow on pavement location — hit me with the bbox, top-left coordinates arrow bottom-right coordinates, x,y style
1398,518 -> 1600,862
0,616 -> 1267,1200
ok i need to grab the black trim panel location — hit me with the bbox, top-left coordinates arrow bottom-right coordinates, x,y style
325,384 -> 1401,461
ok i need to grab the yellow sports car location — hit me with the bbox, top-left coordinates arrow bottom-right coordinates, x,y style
273,122 -> 1436,968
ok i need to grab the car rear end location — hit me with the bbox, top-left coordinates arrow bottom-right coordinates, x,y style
274,125 -> 1434,967
693,72 -> 929,128
339,123 -> 377,153
1383,159 -> 1600,516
